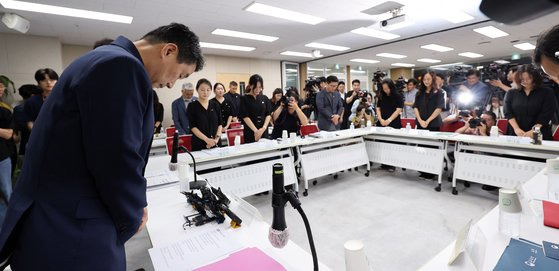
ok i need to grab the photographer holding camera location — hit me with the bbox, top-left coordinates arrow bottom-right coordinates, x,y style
301,79 -> 319,121
489,65 -> 518,92
351,102 -> 373,128
271,90 -> 308,139
455,111 -> 501,136
349,91 -> 375,122
343,79 -> 362,129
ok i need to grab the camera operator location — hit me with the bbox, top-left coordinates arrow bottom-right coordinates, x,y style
343,79 -> 362,129
376,79 -> 403,129
351,102 -> 373,128
316,76 -> 343,131
489,65 -> 518,92
455,111 -> 501,136
463,69 -> 490,109
349,91 -> 375,121
301,80 -> 319,120
271,90 -> 308,139
504,64 -> 556,140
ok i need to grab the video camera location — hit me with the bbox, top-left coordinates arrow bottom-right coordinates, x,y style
481,63 -> 509,82
372,70 -> 386,83
394,76 -> 407,91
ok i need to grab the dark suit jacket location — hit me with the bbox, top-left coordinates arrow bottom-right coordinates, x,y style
0,36 -> 153,270
316,90 -> 343,131
172,96 -> 197,134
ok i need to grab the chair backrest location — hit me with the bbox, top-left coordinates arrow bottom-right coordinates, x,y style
165,134 -> 192,155
226,128 -> 244,146
400,118 -> 416,129
440,121 -> 465,132
165,127 -> 176,137
229,122 -> 242,129
300,124 -> 319,137
496,119 -> 508,134
553,127 -> 559,141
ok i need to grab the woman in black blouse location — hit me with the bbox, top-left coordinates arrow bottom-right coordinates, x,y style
377,78 -> 403,129
413,70 -> 445,131
211,82 -> 233,130
505,64 -> 556,140
239,74 -> 271,143
153,90 -> 164,133
186,79 -> 223,151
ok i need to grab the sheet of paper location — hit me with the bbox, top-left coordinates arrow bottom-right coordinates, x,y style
148,228 -> 244,271
145,170 -> 179,188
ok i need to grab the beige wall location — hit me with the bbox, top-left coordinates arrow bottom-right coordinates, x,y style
0,33 -> 282,127
0,33 -> 63,104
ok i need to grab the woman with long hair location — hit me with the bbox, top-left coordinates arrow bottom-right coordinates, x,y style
211,82 -> 233,130
413,70 -> 445,131
239,74 -> 272,143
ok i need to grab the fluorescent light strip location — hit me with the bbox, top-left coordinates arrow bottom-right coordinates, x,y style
350,70 -> 367,74
200,42 -> 255,52
308,68 -> 331,71
376,53 -> 406,59
244,2 -> 325,25
458,52 -> 484,58
280,51 -> 313,58
391,63 -> 415,67
305,42 -> 349,51
420,44 -> 454,52
439,9 -> 474,23
417,58 -> 441,63
494,60 -> 510,64
350,27 -> 400,40
513,42 -> 535,50
473,26 -> 509,38
211,28 -> 278,42
0,0 -> 132,23
350,58 -> 380,64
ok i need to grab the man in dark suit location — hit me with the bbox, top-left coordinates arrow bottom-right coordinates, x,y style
0,23 -> 204,270
316,75 -> 343,131
172,82 -> 197,134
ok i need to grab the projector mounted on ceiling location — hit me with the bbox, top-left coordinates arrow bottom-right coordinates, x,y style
1,13 -> 30,33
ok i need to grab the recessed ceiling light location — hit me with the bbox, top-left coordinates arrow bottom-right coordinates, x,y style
391,63 -> 415,67
244,2 -> 325,25
417,58 -> 442,63
494,60 -> 510,64
420,44 -> 454,52
211,29 -> 278,42
376,53 -> 406,59
350,58 -> 380,64
350,70 -> 367,74
200,42 -> 255,52
0,0 -> 133,23
305,42 -> 349,51
280,51 -> 313,58
458,52 -> 484,58
473,26 -> 509,38
513,42 -> 536,50
439,9 -> 474,23
350,27 -> 400,40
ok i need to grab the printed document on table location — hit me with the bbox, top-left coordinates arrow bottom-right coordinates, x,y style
148,227 -> 244,271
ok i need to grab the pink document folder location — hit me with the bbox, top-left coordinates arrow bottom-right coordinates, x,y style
194,247 -> 286,271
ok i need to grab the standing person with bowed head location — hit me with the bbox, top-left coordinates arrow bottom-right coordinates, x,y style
239,74 -> 271,143
0,23 -> 204,270
413,70 -> 445,131
187,79 -> 223,151
211,82 -> 233,130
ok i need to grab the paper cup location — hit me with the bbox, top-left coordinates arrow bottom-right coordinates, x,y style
499,188 -> 522,213
290,132 -> 297,142
282,130 -> 288,139
344,240 -> 371,271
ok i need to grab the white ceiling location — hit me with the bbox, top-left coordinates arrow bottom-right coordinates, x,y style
0,0 -> 556,68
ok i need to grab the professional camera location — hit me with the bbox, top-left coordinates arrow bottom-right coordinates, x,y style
481,63 -> 508,82
281,91 -> 293,106
469,117 -> 486,128
394,76 -> 407,90
458,110 -> 471,117
372,70 -> 386,83
448,67 -> 469,86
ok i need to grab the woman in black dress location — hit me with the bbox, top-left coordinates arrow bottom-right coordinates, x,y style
211,82 -> 233,130
413,70 -> 445,131
186,79 -> 223,151
239,74 -> 271,143
377,78 -> 403,129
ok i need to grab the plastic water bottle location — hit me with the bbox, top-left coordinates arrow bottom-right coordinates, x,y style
350,122 -> 355,130
178,162 -> 190,192
405,122 -> 411,132
498,188 -> 521,237
532,126 -> 542,145
547,159 -> 559,202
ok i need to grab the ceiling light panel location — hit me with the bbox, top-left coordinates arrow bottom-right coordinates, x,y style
200,42 -> 255,52
350,27 -> 400,40
211,29 -> 278,42
244,2 -> 325,25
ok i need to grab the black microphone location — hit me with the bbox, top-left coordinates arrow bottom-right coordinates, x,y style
269,163 -> 289,248
169,131 -> 179,171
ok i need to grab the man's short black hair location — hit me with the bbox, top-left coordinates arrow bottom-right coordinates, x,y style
93,38 -> 114,49
141,23 -> 205,72
407,78 -> 418,86
338,81 -> 345,86
534,24 -> 559,66
326,75 -> 339,84
351,79 -> 360,85
18,84 -> 41,99
316,76 -> 326,83
229,81 -> 238,87
482,110 -> 497,122
466,69 -> 481,78
34,68 -> 59,83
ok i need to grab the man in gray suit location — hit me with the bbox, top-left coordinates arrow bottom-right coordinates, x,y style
172,82 -> 198,134
316,75 -> 343,131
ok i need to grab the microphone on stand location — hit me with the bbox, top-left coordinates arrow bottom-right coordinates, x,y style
178,146 -> 205,190
168,131 -> 179,171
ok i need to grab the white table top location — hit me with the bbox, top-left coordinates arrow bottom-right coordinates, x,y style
419,170 -> 558,270
146,184 -> 331,271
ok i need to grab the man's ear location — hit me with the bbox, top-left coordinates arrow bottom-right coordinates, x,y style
162,43 -> 178,58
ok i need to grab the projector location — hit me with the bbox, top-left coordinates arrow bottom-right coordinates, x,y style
1,13 -> 30,33
380,14 -> 406,28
